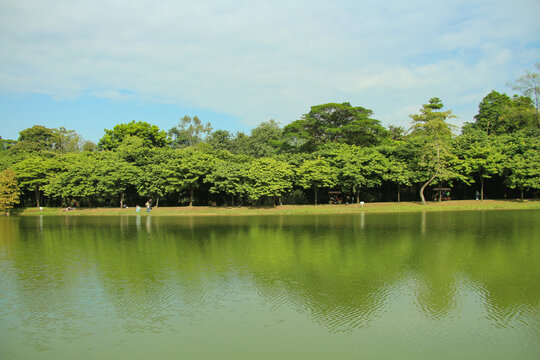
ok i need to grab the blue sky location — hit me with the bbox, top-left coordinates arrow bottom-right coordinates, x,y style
1,0 -> 539,142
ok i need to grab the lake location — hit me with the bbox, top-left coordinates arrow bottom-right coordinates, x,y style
1,210 -> 539,359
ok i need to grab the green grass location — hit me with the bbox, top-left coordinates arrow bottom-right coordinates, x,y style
15,199 -> 540,217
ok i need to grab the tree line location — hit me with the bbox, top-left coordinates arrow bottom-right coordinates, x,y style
1,67 -> 539,212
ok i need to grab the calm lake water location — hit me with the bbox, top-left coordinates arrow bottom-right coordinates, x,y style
1,210 -> 539,359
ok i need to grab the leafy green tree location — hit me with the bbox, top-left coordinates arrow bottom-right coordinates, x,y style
18,125 -> 55,148
246,158 -> 293,204
10,125 -> 82,153
164,149 -> 216,206
13,155 -> 55,207
0,168 -> 20,215
499,131 -> 540,201
82,140 -> 96,152
384,157 -> 413,203
497,95 -> 536,132
409,98 -> 457,204
98,121 -> 169,150
0,138 -> 17,152
509,63 -> 540,128
0,139 -> 20,172
136,148 -> 173,207
387,125 -> 406,141
43,152 -> 139,207
458,131 -> 504,200
505,149 -> 540,201
324,145 -> 388,204
206,130 -> 233,151
168,115 -> 212,149
42,153 -> 96,206
470,91 -> 512,135
248,119 -> 283,157
116,135 -> 152,164
10,125 -> 56,154
205,159 -> 250,206
377,137 -> 417,202
296,156 -> 336,205
52,127 -> 82,153
98,153 -> 140,208
230,131 -> 251,155
464,91 -> 535,135
282,103 -> 388,152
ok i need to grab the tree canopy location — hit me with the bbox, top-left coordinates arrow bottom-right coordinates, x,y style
98,121 -> 169,150
0,168 -> 20,214
282,103 -> 388,152
3,72 -> 540,209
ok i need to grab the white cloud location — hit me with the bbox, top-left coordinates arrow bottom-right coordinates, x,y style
1,0 -> 539,130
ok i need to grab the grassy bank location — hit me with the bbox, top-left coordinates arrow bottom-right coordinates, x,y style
16,199 -> 540,216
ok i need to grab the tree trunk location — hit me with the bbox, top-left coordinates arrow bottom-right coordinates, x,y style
356,190 -> 360,204
156,194 -> 160,208
35,186 -> 40,207
189,187 -> 194,207
480,177 -> 484,201
397,184 -> 401,203
420,173 -> 438,205
314,187 -> 318,206
120,192 -> 125,208
520,188 -> 524,202
231,194 -> 235,207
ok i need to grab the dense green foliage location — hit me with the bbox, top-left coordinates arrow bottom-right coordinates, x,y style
0,168 -> 20,214
1,81 -> 539,208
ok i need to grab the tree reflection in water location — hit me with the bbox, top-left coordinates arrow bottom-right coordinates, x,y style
1,211 -> 539,355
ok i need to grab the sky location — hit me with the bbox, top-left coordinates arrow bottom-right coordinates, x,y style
1,0 -> 539,142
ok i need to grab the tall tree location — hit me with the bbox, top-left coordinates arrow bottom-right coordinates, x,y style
164,149 -> 216,206
409,98 -> 456,204
471,91 -> 512,135
384,158 -> 413,203
52,127 -> 82,153
248,119 -> 283,157
282,103 -> 388,152
246,158 -> 293,204
499,131 -> 540,201
98,121 -> 169,150
42,153 -> 98,206
10,125 -> 56,153
0,168 -> 20,215
136,148 -> 172,207
43,152 -> 139,207
230,131 -> 251,155
168,115 -> 212,148
509,63 -> 540,128
458,131 -> 504,200
505,149 -> 540,201
497,95 -> 536,132
324,145 -> 387,204
206,130 -> 233,151
205,159 -> 250,206
13,155 -> 54,207
296,156 -> 336,205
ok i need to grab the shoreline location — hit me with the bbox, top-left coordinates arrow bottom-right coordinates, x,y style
14,199 -> 540,216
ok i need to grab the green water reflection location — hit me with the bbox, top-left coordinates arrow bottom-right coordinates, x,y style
1,211 -> 539,359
